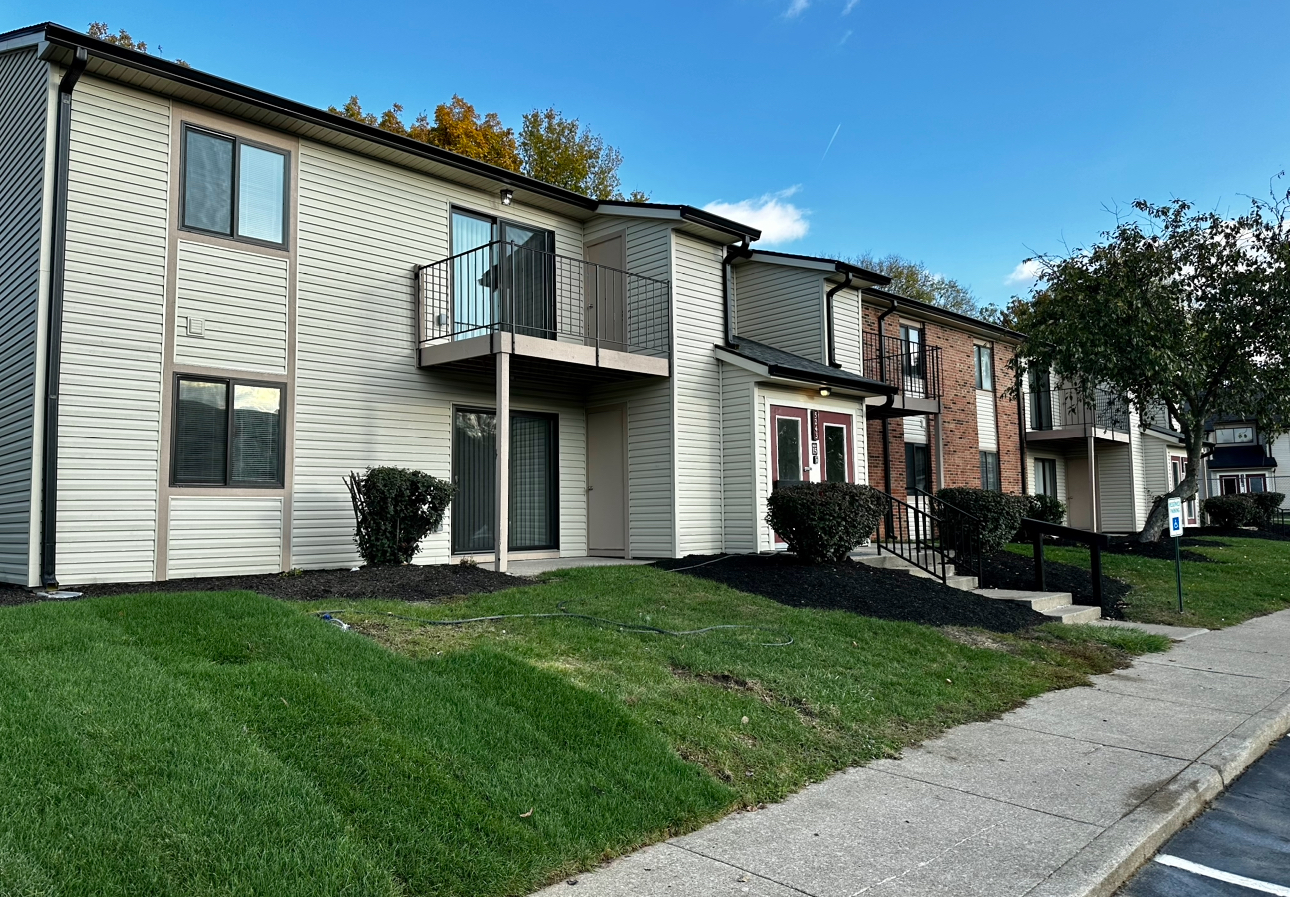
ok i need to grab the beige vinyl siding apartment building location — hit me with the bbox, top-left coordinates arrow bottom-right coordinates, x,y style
1,23 -> 903,588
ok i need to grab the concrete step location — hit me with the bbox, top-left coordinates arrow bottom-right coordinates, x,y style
973,588 -> 1075,613
1040,604 -> 1102,624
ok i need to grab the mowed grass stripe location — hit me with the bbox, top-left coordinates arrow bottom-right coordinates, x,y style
0,591 -> 731,896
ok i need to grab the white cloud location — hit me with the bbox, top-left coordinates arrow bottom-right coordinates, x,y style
704,188 -> 810,246
842,0 -> 860,13
785,0 -> 809,17
1005,259 -> 1044,285
838,29 -> 853,45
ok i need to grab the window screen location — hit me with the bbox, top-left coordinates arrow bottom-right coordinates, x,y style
974,345 -> 994,391
173,377 -> 283,487
183,129 -> 234,235
1036,458 -> 1057,498
232,384 -> 283,485
509,413 -> 558,551
906,443 -> 930,493
237,144 -> 286,244
980,451 -> 1001,492
174,379 -> 228,484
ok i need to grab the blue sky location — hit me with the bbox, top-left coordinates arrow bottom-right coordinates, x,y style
8,1 -> 1290,307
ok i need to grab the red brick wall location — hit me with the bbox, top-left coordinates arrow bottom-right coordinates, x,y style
863,307 -> 1023,496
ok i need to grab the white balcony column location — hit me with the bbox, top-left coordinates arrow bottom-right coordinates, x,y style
1087,432 -> 1098,532
495,350 -> 511,573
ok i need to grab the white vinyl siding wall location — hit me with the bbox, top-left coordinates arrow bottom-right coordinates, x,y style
174,241 -> 289,373
831,286 -> 863,374
719,364 -> 759,553
0,47 -> 48,585
57,76 -> 170,583
672,233 -> 725,555
168,496 -> 283,577
1095,444 -> 1136,532
733,263 -> 825,362
292,140 -> 588,569
976,391 -> 998,451
584,216 -> 675,558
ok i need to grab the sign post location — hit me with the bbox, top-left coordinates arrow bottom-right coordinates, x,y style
1168,497 -> 1185,612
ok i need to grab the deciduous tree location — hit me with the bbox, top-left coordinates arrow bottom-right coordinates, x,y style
87,22 -> 189,66
846,253 -> 979,316
519,107 -> 645,201
1011,190 -> 1290,541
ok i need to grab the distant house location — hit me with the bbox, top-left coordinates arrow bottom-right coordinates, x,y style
1201,417 -> 1287,505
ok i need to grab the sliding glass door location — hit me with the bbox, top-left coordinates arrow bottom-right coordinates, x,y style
452,408 -> 559,554
450,210 -> 554,341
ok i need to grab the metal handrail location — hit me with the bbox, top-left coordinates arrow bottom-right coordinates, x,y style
874,489 -> 951,581
1028,385 -> 1130,434
415,240 -> 671,357
1020,517 -> 1112,615
918,489 -> 986,585
862,332 -> 943,400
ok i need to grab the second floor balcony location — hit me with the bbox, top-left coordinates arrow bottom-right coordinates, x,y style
862,331 -> 942,417
1027,384 -> 1130,443
415,240 -> 671,379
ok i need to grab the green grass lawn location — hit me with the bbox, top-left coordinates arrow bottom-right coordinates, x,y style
0,569 -> 1168,896
1008,535 -> 1290,628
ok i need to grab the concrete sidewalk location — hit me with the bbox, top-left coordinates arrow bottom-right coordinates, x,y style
536,609 -> 1290,897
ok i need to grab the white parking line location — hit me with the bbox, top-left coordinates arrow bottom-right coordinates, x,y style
1154,855 -> 1290,896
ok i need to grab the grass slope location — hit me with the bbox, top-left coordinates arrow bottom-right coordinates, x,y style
1010,535 -> 1290,628
0,591 -> 728,897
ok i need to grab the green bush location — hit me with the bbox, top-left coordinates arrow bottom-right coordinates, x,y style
936,487 -> 1029,555
1023,493 -> 1067,526
1203,491 -> 1286,528
345,467 -> 456,566
1250,491 -> 1286,527
1201,494 -> 1257,528
765,482 -> 890,563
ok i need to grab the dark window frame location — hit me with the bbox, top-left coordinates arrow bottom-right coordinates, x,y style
170,373 -> 286,488
179,123 -> 292,250
1036,458 -> 1058,498
449,404 -> 561,554
906,443 -> 931,494
974,344 -> 995,391
980,450 -> 1002,492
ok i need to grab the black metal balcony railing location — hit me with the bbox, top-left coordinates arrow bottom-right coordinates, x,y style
415,240 -> 670,357
1028,385 -> 1130,434
862,332 -> 943,400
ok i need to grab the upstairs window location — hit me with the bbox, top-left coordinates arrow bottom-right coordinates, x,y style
974,344 -> 994,391
173,376 -> 284,487
1214,426 -> 1255,444
182,126 -> 288,247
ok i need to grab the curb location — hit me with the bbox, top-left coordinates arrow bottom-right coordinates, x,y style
1027,693 -> 1290,897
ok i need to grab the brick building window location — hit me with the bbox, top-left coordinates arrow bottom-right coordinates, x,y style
974,344 -> 994,391
906,443 -> 931,494
979,451 -> 1001,491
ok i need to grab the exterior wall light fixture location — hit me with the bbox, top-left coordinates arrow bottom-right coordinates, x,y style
819,387 -> 831,397
500,188 -> 514,206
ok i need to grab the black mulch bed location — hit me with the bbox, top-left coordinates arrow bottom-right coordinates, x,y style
978,550 -> 1131,609
0,563 -> 523,608
655,553 -> 1047,633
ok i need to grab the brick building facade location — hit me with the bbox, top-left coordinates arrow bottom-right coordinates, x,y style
861,291 -> 1024,504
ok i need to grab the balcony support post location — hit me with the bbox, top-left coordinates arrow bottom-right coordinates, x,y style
495,350 -> 511,573
1087,432 -> 1098,533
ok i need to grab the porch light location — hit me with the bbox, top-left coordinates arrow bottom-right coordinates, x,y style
819,387 -> 831,397
500,188 -> 514,206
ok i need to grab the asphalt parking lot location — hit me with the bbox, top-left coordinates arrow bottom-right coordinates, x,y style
1118,734 -> 1290,896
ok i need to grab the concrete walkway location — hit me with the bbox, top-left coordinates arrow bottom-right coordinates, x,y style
536,609 -> 1290,897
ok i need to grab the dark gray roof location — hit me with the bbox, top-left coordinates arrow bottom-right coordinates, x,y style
721,337 -> 896,395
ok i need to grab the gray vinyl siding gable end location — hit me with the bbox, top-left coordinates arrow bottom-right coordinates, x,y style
733,263 -> 826,362
0,47 -> 49,584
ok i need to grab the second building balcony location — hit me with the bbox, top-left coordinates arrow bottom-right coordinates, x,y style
415,240 -> 671,379
1027,385 -> 1130,444
862,331 -> 943,417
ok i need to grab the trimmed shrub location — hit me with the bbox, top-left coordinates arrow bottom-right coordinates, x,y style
936,487 -> 1029,556
1023,493 -> 1067,526
1250,491 -> 1286,527
345,466 -> 456,566
765,482 -> 890,563
1201,494 -> 1256,528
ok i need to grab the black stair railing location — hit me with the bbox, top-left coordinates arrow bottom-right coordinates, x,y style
872,488 -> 984,585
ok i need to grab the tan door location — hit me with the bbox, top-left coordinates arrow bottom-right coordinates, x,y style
587,407 -> 626,555
1066,457 -> 1092,529
585,235 -> 627,350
